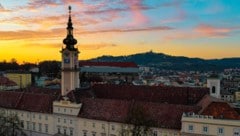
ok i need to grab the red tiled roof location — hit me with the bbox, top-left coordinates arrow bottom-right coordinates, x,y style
0,91 -> 22,108
197,95 -> 240,120
15,93 -> 54,113
78,98 -> 201,129
135,101 -> 201,129
79,61 -> 138,68
78,98 -> 131,122
0,76 -> 17,86
0,88 -> 57,113
92,84 -> 209,105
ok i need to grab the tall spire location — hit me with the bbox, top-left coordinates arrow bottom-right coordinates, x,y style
63,5 -> 77,50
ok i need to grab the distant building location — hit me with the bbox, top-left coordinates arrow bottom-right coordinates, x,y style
181,95 -> 240,135
80,61 -> 139,84
207,74 -> 221,99
235,91 -> 240,102
5,71 -> 31,88
0,76 -> 18,90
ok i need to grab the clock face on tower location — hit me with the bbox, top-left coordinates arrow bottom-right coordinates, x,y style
64,58 -> 70,63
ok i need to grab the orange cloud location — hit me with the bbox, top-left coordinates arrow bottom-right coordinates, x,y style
0,29 -> 64,40
0,3 -> 11,12
80,43 -> 117,50
77,26 -> 173,35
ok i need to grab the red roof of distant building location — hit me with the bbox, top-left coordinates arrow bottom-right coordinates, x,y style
80,61 -> 138,68
0,91 -> 54,113
0,76 -> 17,86
197,95 -> 240,120
92,84 -> 209,105
78,98 -> 201,129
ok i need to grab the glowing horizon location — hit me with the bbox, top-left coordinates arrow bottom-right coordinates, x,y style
0,0 -> 240,64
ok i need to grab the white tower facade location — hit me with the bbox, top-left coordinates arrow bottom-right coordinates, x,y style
61,6 -> 80,96
207,75 -> 220,99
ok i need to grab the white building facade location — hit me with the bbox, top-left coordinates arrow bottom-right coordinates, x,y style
181,113 -> 240,136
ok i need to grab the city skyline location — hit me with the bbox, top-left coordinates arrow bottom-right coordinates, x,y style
0,0 -> 240,63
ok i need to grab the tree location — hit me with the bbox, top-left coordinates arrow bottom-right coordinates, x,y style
0,110 -> 26,136
38,61 -> 60,78
120,105 -> 155,136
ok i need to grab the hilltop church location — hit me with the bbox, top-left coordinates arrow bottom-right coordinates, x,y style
0,6 -> 239,136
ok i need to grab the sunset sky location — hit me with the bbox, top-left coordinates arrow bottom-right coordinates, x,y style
0,0 -> 240,63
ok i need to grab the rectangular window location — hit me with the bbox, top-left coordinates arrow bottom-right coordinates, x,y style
58,118 -> 60,123
218,128 -> 224,135
20,120 -> 24,128
64,128 -> 67,135
27,121 -> 30,130
57,126 -> 61,134
188,125 -> 194,132
45,124 -> 48,133
83,131 -> 87,136
101,133 -> 106,136
45,115 -> 48,120
39,123 -> 42,132
102,124 -> 105,129
92,132 -> 96,136
39,114 -> 41,120
112,125 -> 115,131
70,128 -> 73,136
70,119 -> 72,124
33,114 -> 35,118
153,131 -> 157,136
234,132 -> 239,136
64,119 -> 66,123
33,122 -> 36,131
203,126 -> 208,133
92,123 -> 95,128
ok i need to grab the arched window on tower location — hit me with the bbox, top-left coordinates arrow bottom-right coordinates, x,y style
212,86 -> 216,93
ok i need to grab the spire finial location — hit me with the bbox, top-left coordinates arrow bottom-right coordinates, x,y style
68,5 -> 71,16
63,5 -> 77,50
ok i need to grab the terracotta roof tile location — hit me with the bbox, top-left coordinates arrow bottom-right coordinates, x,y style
92,84 -> 209,105
78,98 -> 201,129
78,98 -> 130,122
0,88 -> 57,113
0,91 -> 22,108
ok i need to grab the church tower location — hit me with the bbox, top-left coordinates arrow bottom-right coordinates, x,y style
61,6 -> 80,96
207,74 -> 221,99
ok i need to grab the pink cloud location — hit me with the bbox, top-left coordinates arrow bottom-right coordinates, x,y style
195,24 -> 231,37
123,0 -> 149,26
164,24 -> 233,42
80,43 -> 117,50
